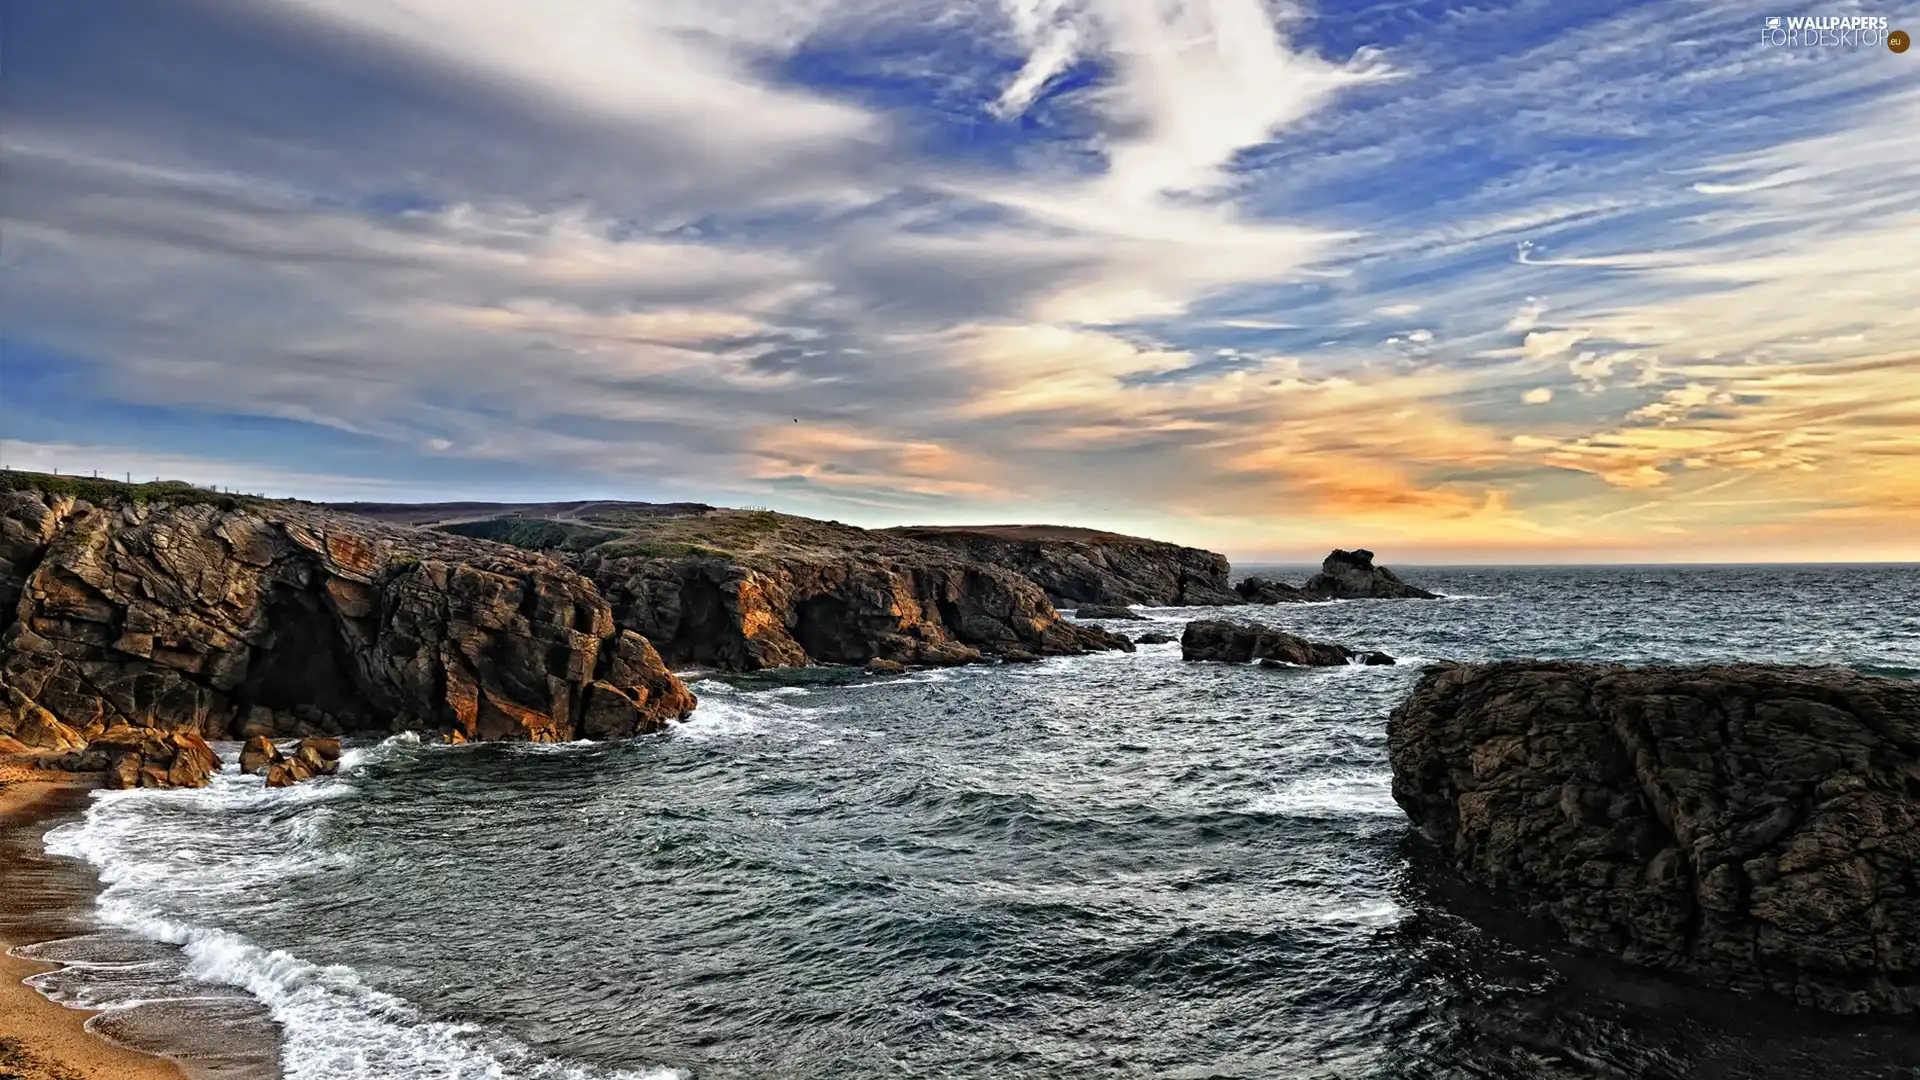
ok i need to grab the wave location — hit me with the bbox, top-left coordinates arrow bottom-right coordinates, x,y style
671,693 -> 829,741
1242,770 -> 1401,819
44,778 -> 684,1080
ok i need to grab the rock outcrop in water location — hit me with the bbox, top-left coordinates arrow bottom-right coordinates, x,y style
1304,549 -> 1437,600
1389,660 -> 1920,1014
1232,577 -> 1307,604
0,478 -> 697,751
265,737 -> 341,788
1180,620 -> 1394,666
93,727 -> 220,789
878,525 -> 1241,607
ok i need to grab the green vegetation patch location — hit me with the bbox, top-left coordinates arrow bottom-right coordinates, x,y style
438,517 -> 620,553
594,539 -> 735,562
0,470 -> 251,511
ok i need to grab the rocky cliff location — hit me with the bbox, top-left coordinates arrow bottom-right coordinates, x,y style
346,498 -> 1135,671
576,516 -> 1133,670
878,525 -> 1241,607
1389,660 -> 1920,1014
0,478 -> 695,752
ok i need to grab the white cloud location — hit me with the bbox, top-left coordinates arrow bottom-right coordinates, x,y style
1521,386 -> 1554,405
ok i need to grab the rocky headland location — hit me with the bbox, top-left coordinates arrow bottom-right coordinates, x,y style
879,525 -> 1242,607
1389,660 -> 1920,1014
0,474 -> 1136,786
421,507 -> 1136,670
0,477 -> 700,779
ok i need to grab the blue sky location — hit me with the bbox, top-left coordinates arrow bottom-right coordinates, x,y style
2,0 -> 1917,561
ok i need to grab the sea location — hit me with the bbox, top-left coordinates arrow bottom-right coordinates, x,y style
15,564 -> 1920,1080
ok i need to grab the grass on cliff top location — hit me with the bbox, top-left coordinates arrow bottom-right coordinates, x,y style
598,508 -> 882,559
0,470 -> 261,511
438,516 -> 620,554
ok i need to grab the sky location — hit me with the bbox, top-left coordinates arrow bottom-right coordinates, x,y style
2,0 -> 1917,563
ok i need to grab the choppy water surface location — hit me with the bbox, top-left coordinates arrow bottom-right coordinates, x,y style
34,565 -> 1920,1079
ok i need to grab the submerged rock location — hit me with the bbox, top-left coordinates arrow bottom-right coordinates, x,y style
1388,660 -> 1920,1015
1180,620 -> 1394,667
1303,549 -> 1437,600
1134,631 -> 1175,646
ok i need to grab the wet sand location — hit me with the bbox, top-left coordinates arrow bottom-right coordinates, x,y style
0,775 -> 189,1080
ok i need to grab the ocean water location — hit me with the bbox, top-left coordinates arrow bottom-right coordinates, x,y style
25,564 -> 1920,1080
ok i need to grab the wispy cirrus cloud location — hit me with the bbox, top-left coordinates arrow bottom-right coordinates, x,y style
1,0 -> 1916,561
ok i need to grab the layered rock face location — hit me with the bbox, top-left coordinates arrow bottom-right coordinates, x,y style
1304,549 -> 1437,600
1389,660 -> 1920,1014
0,486 -> 696,752
588,542 -> 1131,671
880,525 -> 1241,607
1180,620 -> 1394,666
336,502 -> 1140,674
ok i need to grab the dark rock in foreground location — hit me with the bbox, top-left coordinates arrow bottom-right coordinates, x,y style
1075,604 -> 1143,620
1180,620 -> 1394,667
1134,631 -> 1175,646
879,525 -> 1241,607
1389,660 -> 1920,1014
1233,576 -> 1306,604
1304,549 -> 1437,600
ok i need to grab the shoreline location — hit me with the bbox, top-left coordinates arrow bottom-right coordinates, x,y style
0,773 -> 189,1080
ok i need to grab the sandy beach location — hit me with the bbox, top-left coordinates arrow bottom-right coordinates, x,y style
0,773 -> 187,1080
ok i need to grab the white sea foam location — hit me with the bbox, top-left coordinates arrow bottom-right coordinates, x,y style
45,774 -> 684,1080
1243,771 -> 1400,818
671,693 -> 826,742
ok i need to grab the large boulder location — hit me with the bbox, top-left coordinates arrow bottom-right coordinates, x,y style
578,632 -> 697,739
1388,660 -> 1920,1015
1180,620 -> 1393,666
1302,549 -> 1437,600
265,737 -> 342,788
92,728 -> 220,789
239,734 -> 280,775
